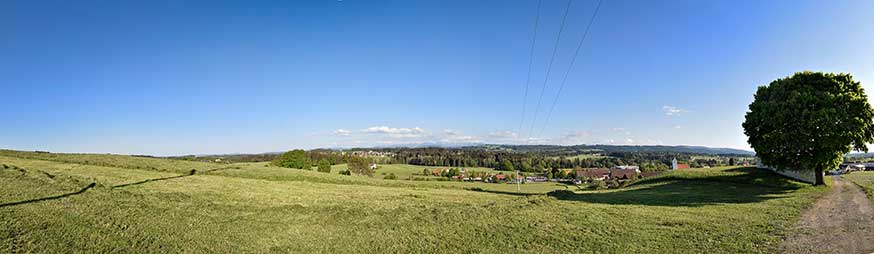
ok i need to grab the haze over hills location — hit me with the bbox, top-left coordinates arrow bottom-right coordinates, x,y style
348,144 -> 754,155
173,144 -> 755,158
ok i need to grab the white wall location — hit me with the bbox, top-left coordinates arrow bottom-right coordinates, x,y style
756,159 -> 816,184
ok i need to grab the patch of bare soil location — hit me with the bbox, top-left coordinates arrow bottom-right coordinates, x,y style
781,176 -> 874,254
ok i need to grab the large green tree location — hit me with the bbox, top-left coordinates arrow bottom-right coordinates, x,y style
274,149 -> 309,169
743,72 -> 874,185
347,156 -> 374,177
499,159 -> 515,171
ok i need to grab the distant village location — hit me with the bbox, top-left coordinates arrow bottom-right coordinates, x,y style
417,157 -> 730,186
424,165 -> 648,185
833,162 -> 874,175
347,150 -> 395,157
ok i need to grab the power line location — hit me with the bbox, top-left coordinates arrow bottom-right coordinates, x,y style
536,0 -> 603,140
525,0 -> 574,144
517,0 -> 544,143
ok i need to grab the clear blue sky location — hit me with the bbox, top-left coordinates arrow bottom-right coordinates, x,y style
2,0 -> 873,156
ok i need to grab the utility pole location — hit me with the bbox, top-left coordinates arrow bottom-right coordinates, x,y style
513,169 -> 522,192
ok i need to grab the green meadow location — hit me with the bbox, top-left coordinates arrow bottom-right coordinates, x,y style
313,163 -> 502,179
845,171 -> 874,199
0,150 -> 827,253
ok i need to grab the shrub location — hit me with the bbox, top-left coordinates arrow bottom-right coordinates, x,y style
339,170 -> 351,175
274,150 -> 309,169
317,159 -> 331,173
607,179 -> 620,188
619,179 -> 633,188
384,173 -> 398,180
589,180 -> 606,190
347,156 -> 374,176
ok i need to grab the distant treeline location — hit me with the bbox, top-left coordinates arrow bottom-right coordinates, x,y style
171,153 -> 280,163
484,144 -> 754,156
371,147 -> 755,172
167,145 -> 756,172
170,149 -> 349,165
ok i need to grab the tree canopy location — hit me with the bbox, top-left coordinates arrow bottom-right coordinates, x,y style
317,159 -> 331,173
743,72 -> 874,185
274,149 -> 310,169
347,156 -> 374,177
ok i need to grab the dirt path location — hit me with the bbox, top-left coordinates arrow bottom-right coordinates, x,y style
781,176 -> 874,254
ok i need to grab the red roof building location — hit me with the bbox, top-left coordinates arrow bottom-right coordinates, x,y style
672,158 -> 691,170
575,168 -> 611,180
610,169 -> 639,180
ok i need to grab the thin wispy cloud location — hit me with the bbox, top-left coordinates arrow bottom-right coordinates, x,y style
438,129 -> 480,143
332,129 -> 351,136
442,129 -> 461,136
487,130 -> 520,141
362,126 -> 427,138
662,105 -> 687,116
328,126 -> 668,148
611,127 -> 631,135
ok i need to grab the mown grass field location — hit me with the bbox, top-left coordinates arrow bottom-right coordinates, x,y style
315,163 -> 502,179
0,150 -> 828,253
235,162 -> 568,194
845,171 -> 874,199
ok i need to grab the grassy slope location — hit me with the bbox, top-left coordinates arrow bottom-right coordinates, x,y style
0,149 -> 218,174
225,162 -> 569,194
314,163 -> 503,179
370,163 -> 500,178
0,152 -> 828,253
844,171 -> 874,199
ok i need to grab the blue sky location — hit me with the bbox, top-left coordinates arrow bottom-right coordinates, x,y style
2,0 -> 873,156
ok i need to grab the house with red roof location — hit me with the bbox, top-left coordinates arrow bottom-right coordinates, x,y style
672,158 -> 690,170
610,168 -> 639,180
575,168 -> 610,181
493,174 -> 506,181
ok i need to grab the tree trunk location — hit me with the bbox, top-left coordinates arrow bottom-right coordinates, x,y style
814,168 -> 824,186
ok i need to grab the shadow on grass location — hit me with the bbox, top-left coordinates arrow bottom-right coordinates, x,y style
466,183 -> 573,197
0,182 -> 96,208
474,168 -> 805,207
562,168 -> 803,207
0,166 -> 237,208
468,188 -> 538,197
113,169 -> 197,188
112,167 -> 235,188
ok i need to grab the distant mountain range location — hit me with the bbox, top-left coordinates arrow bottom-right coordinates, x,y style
176,144 -> 755,158
574,145 -> 755,155
346,143 -> 755,156
845,152 -> 874,159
